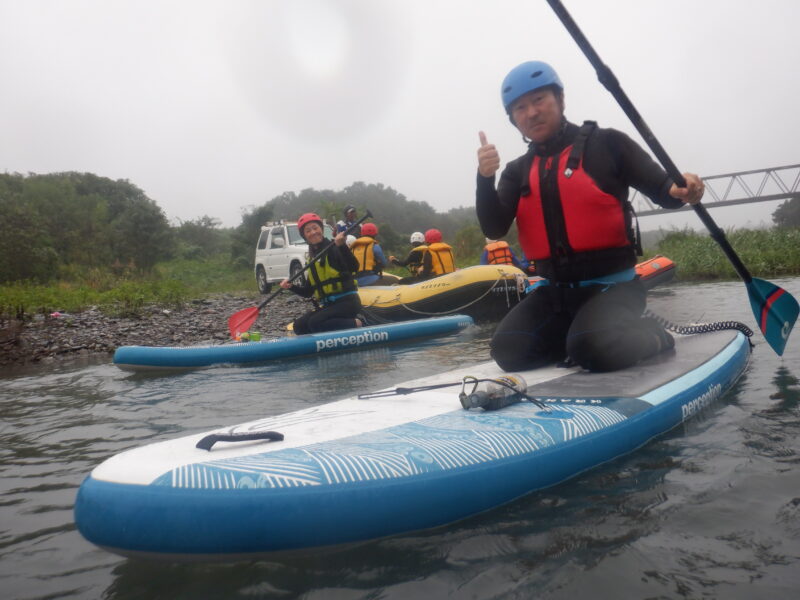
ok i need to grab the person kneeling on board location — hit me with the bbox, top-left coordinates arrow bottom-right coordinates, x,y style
280,213 -> 364,333
350,223 -> 389,287
476,60 -> 704,372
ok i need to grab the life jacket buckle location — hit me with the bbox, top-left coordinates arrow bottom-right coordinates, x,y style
564,167 -> 573,178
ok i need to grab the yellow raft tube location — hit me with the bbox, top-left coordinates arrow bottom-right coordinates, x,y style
357,256 -> 676,323
358,265 -> 528,323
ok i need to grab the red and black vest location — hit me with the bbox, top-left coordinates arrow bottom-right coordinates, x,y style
516,121 -> 639,281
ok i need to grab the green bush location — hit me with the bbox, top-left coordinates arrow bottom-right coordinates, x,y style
656,227 -> 800,280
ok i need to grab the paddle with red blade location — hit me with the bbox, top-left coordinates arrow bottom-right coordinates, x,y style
546,0 -> 798,355
227,210 -> 373,339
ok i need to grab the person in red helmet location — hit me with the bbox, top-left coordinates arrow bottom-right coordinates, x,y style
280,213 -> 364,332
418,228 -> 456,279
476,60 -> 704,373
349,222 -> 388,286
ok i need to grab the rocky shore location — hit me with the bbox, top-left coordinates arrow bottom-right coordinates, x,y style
0,292 -> 311,367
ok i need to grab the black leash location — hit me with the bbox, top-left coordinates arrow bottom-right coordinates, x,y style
643,309 -> 754,338
358,376 -> 550,411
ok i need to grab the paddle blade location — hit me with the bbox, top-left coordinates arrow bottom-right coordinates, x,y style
227,307 -> 260,340
746,277 -> 799,356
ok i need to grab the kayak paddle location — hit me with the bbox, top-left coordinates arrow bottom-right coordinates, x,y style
227,210 -> 373,339
546,0 -> 798,356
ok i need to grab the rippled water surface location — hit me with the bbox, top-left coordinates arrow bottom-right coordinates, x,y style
2,279 -> 799,599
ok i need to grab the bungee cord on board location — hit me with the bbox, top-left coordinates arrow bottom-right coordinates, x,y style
643,309 -> 754,338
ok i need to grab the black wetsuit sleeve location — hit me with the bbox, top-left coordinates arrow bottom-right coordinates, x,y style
288,279 -> 313,298
394,248 -> 416,267
476,158 -> 524,239
328,243 -> 360,274
591,128 -> 684,210
421,251 -> 433,277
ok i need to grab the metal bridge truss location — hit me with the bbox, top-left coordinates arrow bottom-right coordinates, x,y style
631,164 -> 800,217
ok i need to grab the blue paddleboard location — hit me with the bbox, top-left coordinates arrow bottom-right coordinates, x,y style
113,314 -> 474,371
78,329 -> 750,559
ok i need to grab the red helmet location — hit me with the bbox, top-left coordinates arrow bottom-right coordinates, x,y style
361,223 -> 378,237
424,228 -> 442,244
297,213 -> 323,238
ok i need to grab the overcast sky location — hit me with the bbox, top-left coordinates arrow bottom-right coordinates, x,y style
2,0 -> 798,231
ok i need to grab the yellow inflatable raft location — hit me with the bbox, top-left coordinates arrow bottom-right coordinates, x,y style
358,265 -> 527,323
358,256 -> 676,323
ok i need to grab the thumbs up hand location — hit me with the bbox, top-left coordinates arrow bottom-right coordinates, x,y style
477,131 -> 501,177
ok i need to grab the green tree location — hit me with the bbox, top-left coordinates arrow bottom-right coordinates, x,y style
175,215 -> 228,258
0,192 -> 59,282
109,191 -> 173,271
375,222 -> 403,258
231,204 -> 274,266
773,197 -> 800,228
453,223 -> 486,265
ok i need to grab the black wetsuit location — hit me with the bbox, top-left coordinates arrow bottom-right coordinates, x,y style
476,120 -> 681,372
393,245 -> 426,284
289,240 -> 362,334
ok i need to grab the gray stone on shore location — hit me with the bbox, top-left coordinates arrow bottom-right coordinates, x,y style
0,292 -> 311,366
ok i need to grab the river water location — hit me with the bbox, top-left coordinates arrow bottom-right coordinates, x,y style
2,279 -> 799,600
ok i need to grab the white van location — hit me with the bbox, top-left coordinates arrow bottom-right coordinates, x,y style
254,221 -> 334,293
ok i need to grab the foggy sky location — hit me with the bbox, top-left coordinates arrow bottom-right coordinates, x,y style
1,0 -> 798,231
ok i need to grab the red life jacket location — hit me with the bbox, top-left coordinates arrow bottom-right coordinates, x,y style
516,122 -> 634,266
484,241 -> 514,265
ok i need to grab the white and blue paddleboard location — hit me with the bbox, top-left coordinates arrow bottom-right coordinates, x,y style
112,315 -> 474,371
77,330 -> 750,559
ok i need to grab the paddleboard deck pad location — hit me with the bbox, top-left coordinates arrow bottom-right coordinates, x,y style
113,314 -> 474,371
76,330 -> 750,559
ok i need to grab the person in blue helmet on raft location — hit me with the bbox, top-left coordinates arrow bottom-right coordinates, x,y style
476,61 -> 705,372
280,212 -> 364,333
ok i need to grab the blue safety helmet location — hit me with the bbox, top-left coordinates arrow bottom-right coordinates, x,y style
501,61 -> 564,114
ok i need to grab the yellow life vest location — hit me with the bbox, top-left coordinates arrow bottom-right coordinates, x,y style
350,237 -> 377,272
426,242 -> 455,275
307,253 -> 353,302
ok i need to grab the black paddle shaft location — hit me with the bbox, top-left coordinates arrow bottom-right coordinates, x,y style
256,210 -> 373,311
546,0 -> 753,284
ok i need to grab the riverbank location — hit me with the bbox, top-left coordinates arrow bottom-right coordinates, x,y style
0,292 -> 310,367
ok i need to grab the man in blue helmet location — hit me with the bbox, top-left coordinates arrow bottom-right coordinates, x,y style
476,60 -> 705,373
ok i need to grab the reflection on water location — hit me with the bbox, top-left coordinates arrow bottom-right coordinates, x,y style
1,281 -> 799,599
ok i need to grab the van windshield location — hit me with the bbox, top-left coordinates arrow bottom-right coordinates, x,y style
288,224 -> 335,245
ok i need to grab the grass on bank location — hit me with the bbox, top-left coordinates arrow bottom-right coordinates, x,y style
656,227 -> 800,279
2,227 -> 799,320
0,255 -> 253,320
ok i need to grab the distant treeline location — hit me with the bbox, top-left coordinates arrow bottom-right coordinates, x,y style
231,181 -> 493,267
2,171 -> 799,285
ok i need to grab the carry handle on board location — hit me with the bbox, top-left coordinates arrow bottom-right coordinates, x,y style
546,0 -> 798,356
196,431 -> 284,451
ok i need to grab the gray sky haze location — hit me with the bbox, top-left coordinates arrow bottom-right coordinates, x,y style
1,0 -> 798,230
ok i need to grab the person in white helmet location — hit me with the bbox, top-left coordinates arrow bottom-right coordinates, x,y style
390,231 -> 427,284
